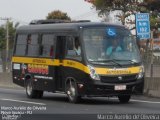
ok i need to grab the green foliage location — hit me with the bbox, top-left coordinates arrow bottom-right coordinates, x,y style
8,22 -> 16,49
0,26 -> 6,50
93,0 -> 141,12
86,0 -> 160,28
143,0 -> 160,12
0,21 -> 16,50
150,15 -> 160,30
90,0 -> 143,25
46,10 -> 71,20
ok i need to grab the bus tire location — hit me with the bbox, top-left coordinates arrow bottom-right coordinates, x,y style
66,79 -> 81,103
26,80 -> 39,98
118,95 -> 131,103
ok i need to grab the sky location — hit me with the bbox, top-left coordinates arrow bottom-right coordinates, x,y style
0,0 -> 102,25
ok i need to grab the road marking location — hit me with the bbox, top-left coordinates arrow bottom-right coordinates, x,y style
0,98 -> 46,105
131,99 -> 160,104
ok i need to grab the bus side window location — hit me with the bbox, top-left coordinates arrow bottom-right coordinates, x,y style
66,37 -> 81,60
14,34 -> 27,56
27,34 -> 39,57
41,34 -> 55,57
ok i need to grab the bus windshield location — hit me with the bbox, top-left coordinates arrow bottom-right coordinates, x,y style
83,27 -> 141,65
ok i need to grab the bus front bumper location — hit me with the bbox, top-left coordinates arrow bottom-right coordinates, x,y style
78,78 -> 144,97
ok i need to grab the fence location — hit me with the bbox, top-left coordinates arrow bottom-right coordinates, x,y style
142,40 -> 160,97
0,49 -> 12,73
0,49 -> 14,87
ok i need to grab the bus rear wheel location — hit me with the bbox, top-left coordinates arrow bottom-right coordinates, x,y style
118,95 -> 131,103
26,80 -> 43,99
66,79 -> 81,103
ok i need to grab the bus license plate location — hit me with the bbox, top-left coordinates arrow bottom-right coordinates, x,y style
114,85 -> 126,91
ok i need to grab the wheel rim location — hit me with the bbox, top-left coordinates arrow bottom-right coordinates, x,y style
70,86 -> 76,97
27,82 -> 32,96
67,80 -> 76,101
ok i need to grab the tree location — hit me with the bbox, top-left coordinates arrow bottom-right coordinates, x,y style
85,0 -> 160,27
0,21 -> 17,72
141,0 -> 160,12
0,21 -> 17,50
46,10 -> 71,20
139,0 -> 160,29
0,26 -> 6,50
85,0 -> 144,25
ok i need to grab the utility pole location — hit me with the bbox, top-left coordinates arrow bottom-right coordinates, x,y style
0,17 -> 11,72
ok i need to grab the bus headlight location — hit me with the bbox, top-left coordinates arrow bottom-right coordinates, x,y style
88,65 -> 100,80
137,65 -> 144,79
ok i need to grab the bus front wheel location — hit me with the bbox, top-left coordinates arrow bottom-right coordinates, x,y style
26,80 -> 43,99
66,79 -> 81,103
118,95 -> 131,103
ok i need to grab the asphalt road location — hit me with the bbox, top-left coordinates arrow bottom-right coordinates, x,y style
0,87 -> 160,120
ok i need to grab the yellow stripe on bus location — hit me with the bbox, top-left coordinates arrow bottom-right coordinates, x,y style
12,57 -> 60,66
12,57 -> 89,73
12,56 -> 141,75
62,60 -> 89,74
95,67 -> 140,75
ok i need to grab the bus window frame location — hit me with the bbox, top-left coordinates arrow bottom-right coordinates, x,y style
14,33 -> 28,56
65,35 -> 82,61
26,33 -> 40,57
39,33 -> 56,59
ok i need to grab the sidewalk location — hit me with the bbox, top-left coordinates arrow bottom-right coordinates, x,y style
0,72 -> 22,89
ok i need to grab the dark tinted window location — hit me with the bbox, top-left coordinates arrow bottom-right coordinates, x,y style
17,35 -> 27,44
29,34 -> 38,44
66,37 -> 81,60
41,34 -> 55,57
15,45 -> 26,56
15,34 -> 27,56
27,34 -> 39,56
42,34 -> 54,45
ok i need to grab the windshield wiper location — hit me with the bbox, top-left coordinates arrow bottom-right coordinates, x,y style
112,59 -> 139,64
89,59 -> 122,67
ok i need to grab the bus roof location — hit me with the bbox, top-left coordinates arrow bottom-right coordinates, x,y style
16,22 -> 127,33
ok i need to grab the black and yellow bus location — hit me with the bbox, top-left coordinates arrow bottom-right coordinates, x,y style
12,20 -> 144,103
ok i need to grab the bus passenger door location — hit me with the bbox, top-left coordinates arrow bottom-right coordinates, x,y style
55,36 -> 66,91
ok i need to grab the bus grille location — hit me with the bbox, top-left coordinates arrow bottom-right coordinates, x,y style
100,74 -> 137,83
